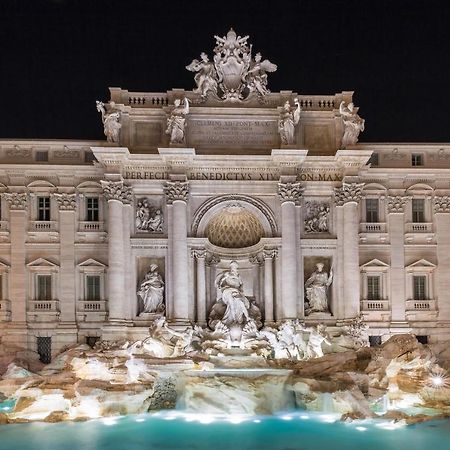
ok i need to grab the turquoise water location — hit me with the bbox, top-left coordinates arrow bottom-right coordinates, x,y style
0,411 -> 449,450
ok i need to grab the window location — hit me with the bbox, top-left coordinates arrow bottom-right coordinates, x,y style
37,196 -> 51,221
365,199 -> 379,223
413,275 -> 426,300
369,336 -> 382,347
367,153 -> 379,166
411,154 -> 423,167
86,197 -> 99,222
37,275 -> 52,300
37,337 -> 52,364
86,275 -> 100,301
412,199 -> 425,223
35,151 -> 48,162
367,276 -> 380,300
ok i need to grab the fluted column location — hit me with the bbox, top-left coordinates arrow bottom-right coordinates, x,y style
387,196 -> 408,323
263,249 -> 277,324
434,197 -> 450,322
192,249 -> 206,325
334,182 -> 364,318
53,193 -> 77,325
101,181 -> 131,322
4,193 -> 28,346
164,181 -> 189,323
278,182 -> 303,319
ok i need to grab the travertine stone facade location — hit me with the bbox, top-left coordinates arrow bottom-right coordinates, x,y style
1,31 -> 450,359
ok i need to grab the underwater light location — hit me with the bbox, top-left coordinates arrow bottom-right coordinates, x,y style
102,418 -> 117,426
355,426 -> 367,432
427,368 -> 449,389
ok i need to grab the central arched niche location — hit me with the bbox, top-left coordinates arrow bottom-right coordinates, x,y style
205,204 -> 265,248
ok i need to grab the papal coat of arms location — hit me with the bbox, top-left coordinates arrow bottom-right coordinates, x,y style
186,28 -> 277,102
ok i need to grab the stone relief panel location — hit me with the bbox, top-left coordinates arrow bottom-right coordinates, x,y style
304,257 -> 333,316
135,198 -> 164,233
137,257 -> 165,316
304,201 -> 330,233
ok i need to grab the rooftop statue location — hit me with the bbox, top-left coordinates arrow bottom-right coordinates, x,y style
278,98 -> 301,145
96,100 -> 121,143
186,28 -> 277,102
339,101 -> 365,147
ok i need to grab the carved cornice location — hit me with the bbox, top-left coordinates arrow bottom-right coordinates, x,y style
164,181 -> 189,204
191,249 -> 207,259
433,196 -> 450,213
334,182 -> 364,206
387,196 -> 409,213
3,192 -> 28,210
101,180 -> 132,203
277,182 -> 304,204
263,248 -> 278,259
53,193 -> 77,210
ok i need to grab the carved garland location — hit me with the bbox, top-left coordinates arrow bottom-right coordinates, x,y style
192,195 -> 278,236
3,192 -> 28,210
164,181 -> 189,204
334,182 -> 365,206
53,193 -> 77,210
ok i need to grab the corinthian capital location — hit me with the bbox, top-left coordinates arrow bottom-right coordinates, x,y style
53,193 -> 77,210
334,182 -> 364,206
387,196 -> 409,213
433,196 -> 450,213
164,181 -> 189,204
3,192 -> 28,210
278,182 -> 303,204
101,180 -> 132,203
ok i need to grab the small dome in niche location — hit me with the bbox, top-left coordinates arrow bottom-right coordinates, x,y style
206,205 -> 265,248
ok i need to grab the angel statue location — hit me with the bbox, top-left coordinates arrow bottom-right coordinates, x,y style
339,101 -> 365,147
165,97 -> 190,145
245,52 -> 277,98
96,101 -> 121,143
278,98 -> 301,145
186,53 -> 218,99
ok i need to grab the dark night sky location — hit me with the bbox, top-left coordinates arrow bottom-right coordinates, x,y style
0,0 -> 449,143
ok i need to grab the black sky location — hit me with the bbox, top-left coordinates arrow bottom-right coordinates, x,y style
0,0 -> 449,143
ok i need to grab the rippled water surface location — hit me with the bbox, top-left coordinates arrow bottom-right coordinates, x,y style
0,411 -> 449,450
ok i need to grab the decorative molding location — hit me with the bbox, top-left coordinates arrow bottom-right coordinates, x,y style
387,195 -> 409,213
164,181 -> 189,204
206,253 -> 220,266
385,148 -> 405,160
334,182 -> 364,206
191,249 -> 207,259
433,196 -> 450,213
249,253 -> 263,265
3,192 -> 28,210
263,248 -> 278,259
53,193 -> 77,210
277,182 -> 304,204
100,180 -> 132,203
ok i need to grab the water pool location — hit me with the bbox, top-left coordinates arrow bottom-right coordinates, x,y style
0,411 -> 449,450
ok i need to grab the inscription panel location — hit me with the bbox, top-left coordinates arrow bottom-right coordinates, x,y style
187,119 -> 279,148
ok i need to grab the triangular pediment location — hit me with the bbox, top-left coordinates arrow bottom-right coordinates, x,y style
360,258 -> 389,269
406,259 -> 436,269
27,257 -> 59,267
78,258 -> 107,268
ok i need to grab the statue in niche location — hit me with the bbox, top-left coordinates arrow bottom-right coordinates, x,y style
245,52 -> 277,98
304,263 -> 333,314
165,97 -> 190,145
208,261 -> 262,329
339,101 -> 365,147
137,264 -> 165,314
135,199 -> 164,232
278,98 -> 301,145
186,53 -> 218,99
96,101 -> 121,143
304,202 -> 330,233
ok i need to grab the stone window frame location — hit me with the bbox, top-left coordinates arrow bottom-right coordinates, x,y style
360,259 -> 390,302
77,259 -> 107,303
411,153 -> 424,167
26,258 -> 60,302
361,184 -> 387,224
27,181 -> 57,224
405,259 -> 436,301
405,184 -> 433,224
76,182 -> 104,223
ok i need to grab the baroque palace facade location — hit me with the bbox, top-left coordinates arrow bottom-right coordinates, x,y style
1,30 -> 450,362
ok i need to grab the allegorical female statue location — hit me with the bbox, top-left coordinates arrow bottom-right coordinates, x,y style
208,261 -> 262,329
304,263 -> 333,314
339,101 -> 365,147
165,97 -> 190,145
186,53 -> 218,99
137,264 -> 165,314
96,101 -> 121,143
278,98 -> 301,145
